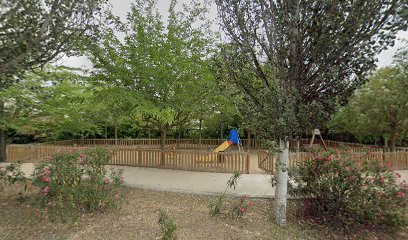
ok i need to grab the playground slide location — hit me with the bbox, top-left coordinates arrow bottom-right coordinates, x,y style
212,140 -> 232,153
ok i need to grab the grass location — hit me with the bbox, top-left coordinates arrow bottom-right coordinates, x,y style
0,183 -> 407,240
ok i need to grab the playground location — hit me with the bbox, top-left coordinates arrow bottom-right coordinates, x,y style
5,129 -> 408,175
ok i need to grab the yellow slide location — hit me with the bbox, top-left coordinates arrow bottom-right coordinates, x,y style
212,140 -> 231,153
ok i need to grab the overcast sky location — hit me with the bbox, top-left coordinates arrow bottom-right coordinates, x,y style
59,0 -> 408,69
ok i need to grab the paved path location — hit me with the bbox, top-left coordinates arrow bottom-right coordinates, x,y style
1,163 -> 274,198
3,163 -> 408,199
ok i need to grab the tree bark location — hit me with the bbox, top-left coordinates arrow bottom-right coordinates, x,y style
199,118 -> 203,145
390,130 -> 397,152
0,100 -> 6,162
246,129 -> 251,149
160,128 -> 167,166
0,129 -> 6,162
114,124 -> 118,145
275,139 -> 289,226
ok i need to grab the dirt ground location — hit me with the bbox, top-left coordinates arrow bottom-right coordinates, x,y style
0,184 -> 407,240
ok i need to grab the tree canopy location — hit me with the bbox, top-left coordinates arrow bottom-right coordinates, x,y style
216,0 -> 408,139
87,0 -> 217,148
331,62 -> 408,150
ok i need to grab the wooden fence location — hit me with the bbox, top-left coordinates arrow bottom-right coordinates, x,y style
6,144 -> 250,174
258,150 -> 408,173
46,138 -> 405,152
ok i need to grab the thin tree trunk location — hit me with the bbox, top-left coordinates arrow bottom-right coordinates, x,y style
275,139 -> 289,226
199,119 -> 202,145
390,130 -> 397,152
0,100 -> 6,162
104,124 -> 108,139
0,129 -> 6,162
114,124 -> 118,145
246,129 -> 251,149
160,128 -> 167,166
220,120 -> 224,140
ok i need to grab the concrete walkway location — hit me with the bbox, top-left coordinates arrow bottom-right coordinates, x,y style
1,163 -> 274,198
3,163 -> 408,199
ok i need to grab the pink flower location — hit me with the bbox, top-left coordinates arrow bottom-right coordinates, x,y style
44,207 -> 48,214
41,176 -> 51,182
386,163 -> 392,167
380,177 -> 385,182
395,172 -> 402,178
240,208 -> 246,213
247,201 -> 253,206
46,156 -> 54,161
43,168 -> 51,175
242,195 -> 248,199
104,178 -> 110,184
397,192 -> 406,198
43,186 -> 50,195
115,194 -> 120,200
326,155 -> 333,160
79,153 -> 86,159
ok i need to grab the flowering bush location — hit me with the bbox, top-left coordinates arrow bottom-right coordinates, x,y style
229,195 -> 254,218
209,171 -> 240,216
284,150 -> 408,229
32,148 -> 124,221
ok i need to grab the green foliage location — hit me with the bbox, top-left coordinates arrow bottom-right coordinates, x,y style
285,150 -> 408,229
158,209 -> 177,240
0,66 -> 101,140
31,148 -> 124,222
216,0 -> 407,140
87,0 -> 217,136
0,0 -> 108,85
0,163 -> 27,191
331,65 -> 408,149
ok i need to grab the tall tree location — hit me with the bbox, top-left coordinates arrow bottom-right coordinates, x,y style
331,66 -> 408,151
0,0 -> 108,161
88,0 -> 216,157
216,0 -> 407,226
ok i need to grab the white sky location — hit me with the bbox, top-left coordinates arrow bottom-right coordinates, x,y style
59,0 -> 408,69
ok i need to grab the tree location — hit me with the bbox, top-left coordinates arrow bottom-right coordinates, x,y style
0,0 -> 108,161
88,0 -> 216,157
0,67 -> 99,142
331,67 -> 408,150
216,0 -> 407,226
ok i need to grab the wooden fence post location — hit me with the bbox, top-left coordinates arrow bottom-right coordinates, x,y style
246,151 -> 250,174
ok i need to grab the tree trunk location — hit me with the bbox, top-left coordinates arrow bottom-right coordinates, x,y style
114,124 -> 118,145
160,128 -> 167,166
246,129 -> 251,149
104,125 -> 108,139
0,129 -> 6,162
199,119 -> 203,145
275,139 -> 289,226
390,131 -> 397,152
0,101 -> 6,162
220,120 -> 224,140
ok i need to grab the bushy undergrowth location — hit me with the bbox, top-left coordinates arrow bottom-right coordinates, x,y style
281,150 -> 408,229
32,148 -> 124,221
158,209 -> 177,240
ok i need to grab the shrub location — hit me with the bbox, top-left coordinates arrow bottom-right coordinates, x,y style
229,195 -> 254,218
281,150 -> 408,229
158,209 -> 177,240
0,163 -> 28,192
32,148 -> 124,221
209,171 -> 240,216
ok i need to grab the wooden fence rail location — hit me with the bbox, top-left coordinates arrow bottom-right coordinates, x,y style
6,145 -> 250,174
44,138 -> 405,152
258,150 -> 408,173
